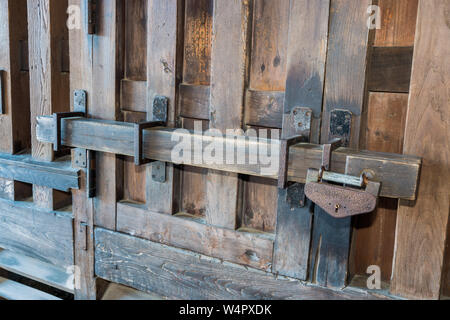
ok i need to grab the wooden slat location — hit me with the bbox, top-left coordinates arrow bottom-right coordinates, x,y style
391,0 -> 450,300
95,228 -> 383,300
0,199 -> 73,268
102,283 -> 163,300
27,0 -> 71,210
68,0 -> 96,300
244,90 -> 284,129
350,92 -> 408,282
368,47 -> 414,93
91,0 -> 124,229
0,0 -> 31,200
120,80 -> 146,112
124,0 -> 147,81
206,0 -> 251,229
0,249 -> 74,293
0,276 -> 60,300
273,0 -> 330,281
36,116 -> 422,200
0,153 -> 79,192
179,84 -> 210,120
375,0 -> 419,47
310,0 -> 373,289
145,0 -> 184,214
117,202 -> 273,271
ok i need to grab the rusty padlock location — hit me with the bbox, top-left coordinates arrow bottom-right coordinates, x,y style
305,169 -> 381,218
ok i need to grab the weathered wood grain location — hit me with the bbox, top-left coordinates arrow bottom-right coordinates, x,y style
94,228 -> 383,300
368,47 -> 414,93
117,202 -> 273,271
375,0 -> 419,47
351,92 -> 408,282
311,0 -> 373,289
36,116 -> 422,200
206,0 -> 251,229
0,199 -> 74,268
124,0 -> 147,81
273,0 -> 330,281
145,0 -> 184,214
391,0 -> 450,300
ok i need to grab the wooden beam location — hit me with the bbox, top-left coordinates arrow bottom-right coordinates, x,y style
310,0 -> 373,289
95,228 -> 385,300
116,202 -> 273,271
0,153 -> 79,192
145,0 -> 184,215
205,0 -> 251,229
68,0 -> 96,301
0,199 -> 74,269
273,0 -> 330,281
27,0 -> 70,210
391,0 -> 450,300
36,116 -> 422,200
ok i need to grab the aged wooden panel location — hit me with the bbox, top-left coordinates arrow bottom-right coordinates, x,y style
116,202 -> 273,271
120,80 -> 146,112
205,0 -> 251,229
179,84 -> 210,120
311,0 -> 373,289
145,0 -> 184,214
95,228 -> 383,300
0,199 -> 73,268
368,47 -> 414,93
375,0 -> 419,47
91,0 -> 124,229
244,90 -> 284,129
36,117 -> 422,201
391,0 -> 450,300
124,0 -> 147,81
273,0 -> 330,281
351,92 -> 408,281
0,0 -> 31,200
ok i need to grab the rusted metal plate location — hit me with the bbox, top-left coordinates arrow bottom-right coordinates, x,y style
304,182 -> 378,218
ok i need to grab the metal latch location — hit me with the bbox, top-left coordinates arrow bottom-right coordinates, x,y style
304,139 -> 381,218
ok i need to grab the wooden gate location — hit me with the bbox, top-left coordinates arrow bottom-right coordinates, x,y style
0,0 -> 449,300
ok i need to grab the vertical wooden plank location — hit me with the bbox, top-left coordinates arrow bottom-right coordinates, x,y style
68,0 -> 96,300
28,0 -> 71,210
206,0 -> 250,229
179,0 -> 212,217
241,0 -> 289,233
0,0 -> 31,200
146,0 -> 184,214
122,0 -> 147,203
310,0 -> 373,289
273,0 -> 330,280
375,0 -> 418,47
91,0 -> 124,229
391,0 -> 450,300
351,92 -> 407,281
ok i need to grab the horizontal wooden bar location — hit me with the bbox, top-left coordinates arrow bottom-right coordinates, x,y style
94,228 -> 385,300
36,116 -> 421,200
117,202 -> 273,271
368,47 -> 414,93
0,153 -> 79,192
0,249 -> 74,293
0,199 -> 74,268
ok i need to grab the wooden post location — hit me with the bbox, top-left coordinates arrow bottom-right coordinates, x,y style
68,0 -> 97,300
0,0 -> 31,201
309,0 -> 373,288
206,0 -> 250,229
391,0 -> 450,300
273,0 -> 330,281
27,0 -> 70,210
145,0 -> 183,215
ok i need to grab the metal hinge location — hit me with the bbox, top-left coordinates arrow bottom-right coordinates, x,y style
87,0 -> 97,35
